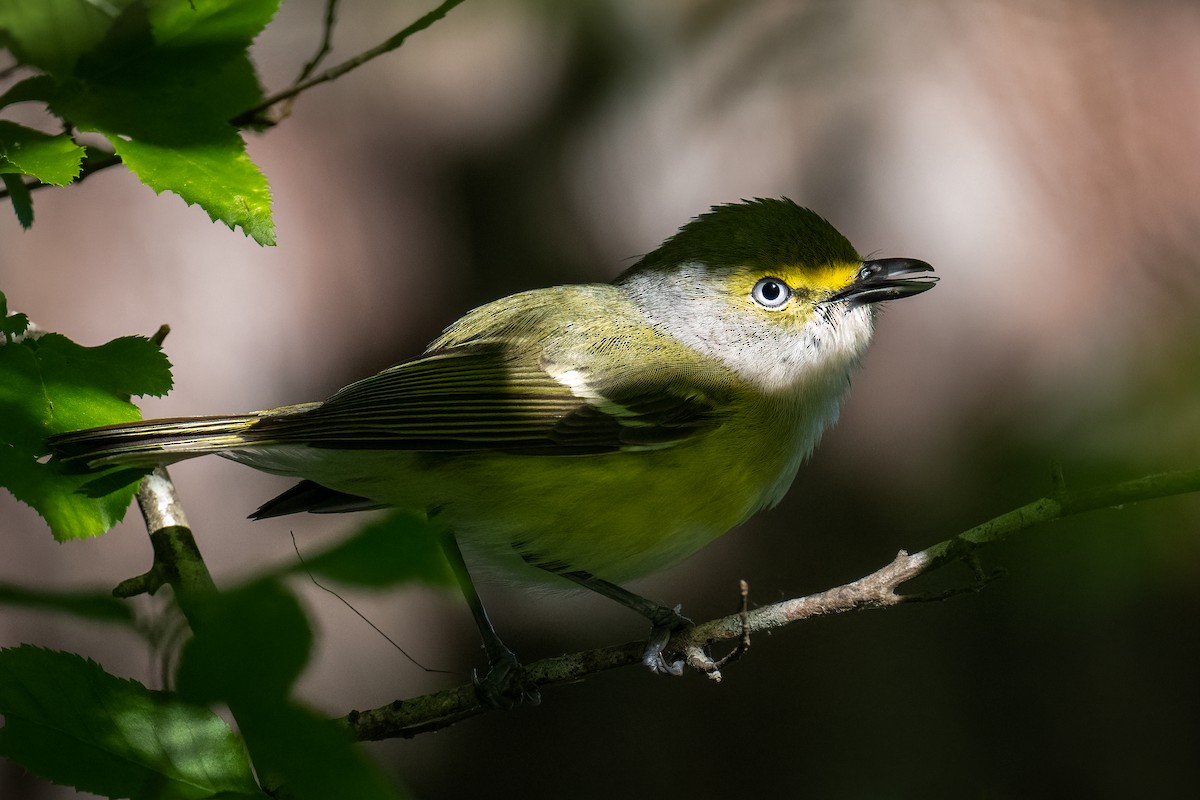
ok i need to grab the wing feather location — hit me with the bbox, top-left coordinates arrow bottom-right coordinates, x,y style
247,342 -> 726,454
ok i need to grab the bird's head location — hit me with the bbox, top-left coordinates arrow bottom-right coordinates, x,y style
616,198 -> 937,392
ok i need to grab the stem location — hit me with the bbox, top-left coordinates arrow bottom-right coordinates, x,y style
294,0 -> 342,85
113,466 -> 217,623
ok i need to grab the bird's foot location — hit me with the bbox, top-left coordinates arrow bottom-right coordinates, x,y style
642,604 -> 692,676
473,647 -> 541,709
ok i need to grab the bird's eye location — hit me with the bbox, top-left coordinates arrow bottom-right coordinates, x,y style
751,277 -> 791,309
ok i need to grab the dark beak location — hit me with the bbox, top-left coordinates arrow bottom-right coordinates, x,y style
825,258 -> 938,307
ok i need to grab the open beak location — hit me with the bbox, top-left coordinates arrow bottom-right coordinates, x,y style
825,258 -> 938,307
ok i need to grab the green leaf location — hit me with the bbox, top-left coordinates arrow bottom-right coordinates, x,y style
236,702 -> 409,800
0,0 -> 135,76
0,74 -> 57,110
0,582 -> 135,625
1,172 -> 33,228
148,0 -> 280,50
0,645 -> 264,800
0,329 -> 172,539
174,580 -> 408,798
0,120 -> 86,185
66,2 -> 269,129
176,580 -> 313,705
292,511 -> 455,589
0,290 -> 30,341
41,0 -> 280,244
113,130 -> 275,246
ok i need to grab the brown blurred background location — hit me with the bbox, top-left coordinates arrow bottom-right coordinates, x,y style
3,0 -> 1200,796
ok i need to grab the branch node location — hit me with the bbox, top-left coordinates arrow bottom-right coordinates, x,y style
113,567 -> 165,598
680,579 -> 753,682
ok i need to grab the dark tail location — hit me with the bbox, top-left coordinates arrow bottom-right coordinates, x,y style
48,414 -> 266,468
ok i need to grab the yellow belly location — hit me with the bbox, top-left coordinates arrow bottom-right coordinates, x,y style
435,437 -> 772,583
233,400 -> 821,585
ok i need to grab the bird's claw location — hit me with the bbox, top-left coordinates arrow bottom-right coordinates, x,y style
473,649 -> 541,709
641,604 -> 691,676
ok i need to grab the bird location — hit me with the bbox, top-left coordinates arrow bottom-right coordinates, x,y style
49,197 -> 937,705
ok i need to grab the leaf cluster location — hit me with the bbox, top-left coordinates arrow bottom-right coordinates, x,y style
0,501 -> 452,798
2,282 -> 457,796
0,1 -> 475,795
0,0 -> 278,243
0,290 -> 172,538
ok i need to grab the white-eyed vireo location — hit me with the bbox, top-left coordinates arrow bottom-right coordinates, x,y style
51,198 -> 936,704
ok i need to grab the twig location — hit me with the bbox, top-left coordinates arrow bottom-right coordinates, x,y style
113,466 -> 217,617
257,0 -> 344,127
683,579 -> 751,681
340,467 -> 1200,741
232,0 -> 467,127
296,0 -> 342,85
112,325 -> 213,617
0,0 -> 467,197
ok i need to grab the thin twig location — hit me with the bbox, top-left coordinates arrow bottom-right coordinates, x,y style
683,579 -> 751,681
232,0 -> 467,127
340,467 -> 1200,741
0,0 -> 467,197
259,0 -> 344,127
296,0 -> 342,85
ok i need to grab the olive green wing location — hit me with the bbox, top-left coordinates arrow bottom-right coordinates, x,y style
247,342 -> 729,455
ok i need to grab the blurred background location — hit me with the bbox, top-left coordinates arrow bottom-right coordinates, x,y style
3,0 -> 1200,796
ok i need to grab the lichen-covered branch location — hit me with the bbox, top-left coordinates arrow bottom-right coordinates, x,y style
114,466 -> 216,623
341,468 -> 1200,741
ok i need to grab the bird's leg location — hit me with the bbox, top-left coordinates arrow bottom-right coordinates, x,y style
439,532 -> 540,708
559,569 -> 691,676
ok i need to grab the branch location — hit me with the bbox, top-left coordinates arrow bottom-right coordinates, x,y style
341,467 -> 1200,741
113,466 -> 217,619
110,323 -> 218,618
0,0 -> 467,198
232,0 -> 468,127
294,0 -> 342,86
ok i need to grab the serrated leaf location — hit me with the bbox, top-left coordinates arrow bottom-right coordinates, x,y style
112,130 -> 275,245
0,121 -> 86,185
149,0 -> 280,50
42,0 -> 279,244
0,291 -> 31,339
69,2 -> 267,128
0,645 -> 263,800
1,172 -> 34,228
292,511 -> 455,589
0,329 -> 172,539
0,0 -> 135,76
